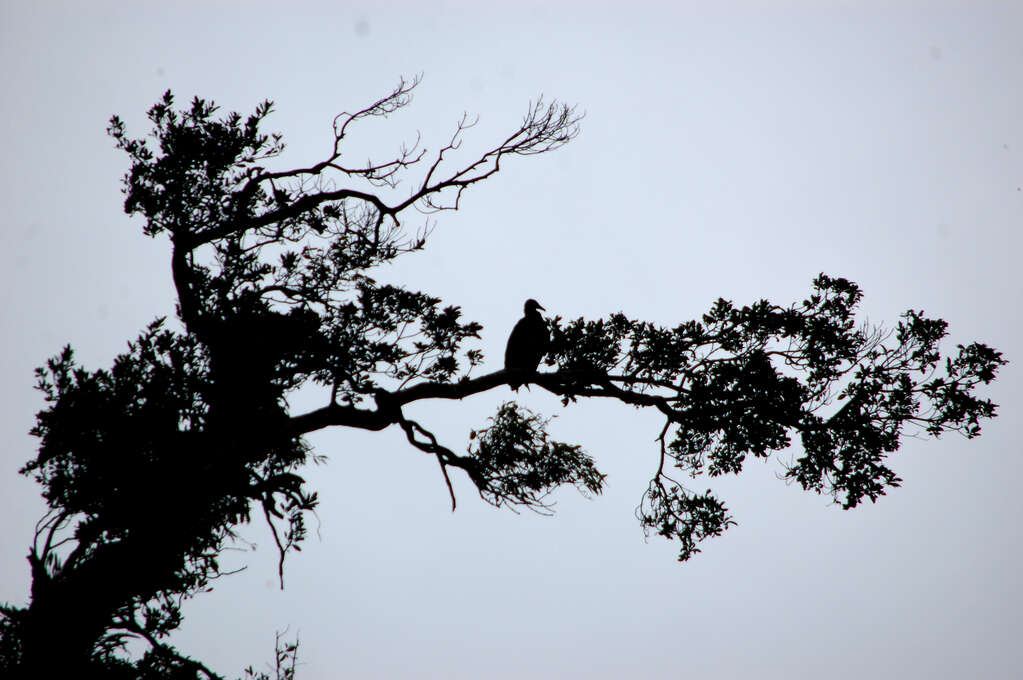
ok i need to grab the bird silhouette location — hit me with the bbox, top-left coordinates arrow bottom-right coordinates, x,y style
504,299 -> 549,391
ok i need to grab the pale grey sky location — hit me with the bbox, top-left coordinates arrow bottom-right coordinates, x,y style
2,2 -> 1021,678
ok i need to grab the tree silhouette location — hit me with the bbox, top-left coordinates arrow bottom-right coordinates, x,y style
0,77 -> 1006,678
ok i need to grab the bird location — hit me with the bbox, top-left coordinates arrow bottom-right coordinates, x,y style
504,299 -> 549,391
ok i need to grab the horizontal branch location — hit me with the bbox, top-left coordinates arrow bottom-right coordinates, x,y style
289,370 -> 511,436
288,368 -> 680,437
288,399 -> 393,435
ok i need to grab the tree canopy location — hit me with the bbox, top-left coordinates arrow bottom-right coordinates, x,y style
0,78 -> 1006,678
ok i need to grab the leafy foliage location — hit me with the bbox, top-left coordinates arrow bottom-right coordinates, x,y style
468,402 -> 605,511
545,274 -> 1005,558
0,78 -> 1004,679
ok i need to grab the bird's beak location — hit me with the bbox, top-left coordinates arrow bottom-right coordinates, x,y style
537,303 -> 546,311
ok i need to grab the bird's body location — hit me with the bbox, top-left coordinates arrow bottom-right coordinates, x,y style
504,299 -> 549,391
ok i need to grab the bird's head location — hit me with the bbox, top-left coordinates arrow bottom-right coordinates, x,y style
524,299 -> 545,314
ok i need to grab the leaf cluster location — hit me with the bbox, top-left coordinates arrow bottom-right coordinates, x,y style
542,274 -> 1005,559
468,402 -> 605,512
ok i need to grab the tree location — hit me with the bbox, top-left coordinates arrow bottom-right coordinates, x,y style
0,77 -> 1006,678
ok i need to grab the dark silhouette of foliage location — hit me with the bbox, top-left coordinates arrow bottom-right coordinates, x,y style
541,278 -> 1005,559
0,77 -> 1005,678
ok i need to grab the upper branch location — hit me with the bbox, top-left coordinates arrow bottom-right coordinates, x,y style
181,83 -> 580,251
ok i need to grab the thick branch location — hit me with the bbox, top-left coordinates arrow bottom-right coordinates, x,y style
288,399 -> 393,435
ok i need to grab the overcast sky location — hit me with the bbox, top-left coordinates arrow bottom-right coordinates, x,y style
2,1 -> 1021,678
